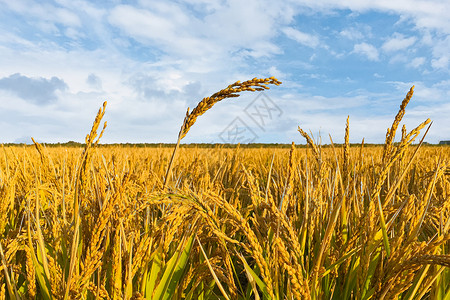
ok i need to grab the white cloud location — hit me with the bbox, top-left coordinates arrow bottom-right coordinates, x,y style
431,56 -> 449,70
108,0 -> 290,60
382,33 -> 417,52
411,57 -> 426,68
108,5 -> 177,44
293,0 -> 450,34
388,80 -> 450,106
282,27 -> 320,48
1,0 -> 81,28
389,54 -> 408,65
340,28 -> 364,40
430,35 -> 450,70
353,42 -> 379,61
267,66 -> 285,80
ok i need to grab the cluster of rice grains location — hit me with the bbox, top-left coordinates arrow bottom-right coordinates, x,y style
0,80 -> 449,299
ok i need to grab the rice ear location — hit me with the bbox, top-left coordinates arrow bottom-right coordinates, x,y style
163,77 -> 281,190
180,77 -> 281,139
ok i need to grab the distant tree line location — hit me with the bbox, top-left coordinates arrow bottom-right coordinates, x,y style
2,141 -> 448,148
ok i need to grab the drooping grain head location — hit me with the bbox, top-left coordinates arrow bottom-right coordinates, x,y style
180,77 -> 281,139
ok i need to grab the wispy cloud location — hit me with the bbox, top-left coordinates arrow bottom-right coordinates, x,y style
339,28 -> 364,40
1,0 -> 82,28
352,42 -> 379,61
430,35 -> 450,70
382,33 -> 417,52
108,0 -> 289,60
411,57 -> 426,68
108,5 -> 179,45
282,27 -> 320,48
295,0 -> 450,33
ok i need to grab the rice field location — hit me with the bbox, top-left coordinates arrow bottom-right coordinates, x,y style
0,79 -> 449,299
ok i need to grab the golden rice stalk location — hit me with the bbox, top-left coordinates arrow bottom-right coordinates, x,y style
242,165 -> 263,207
281,142 -> 295,214
85,101 -> 108,147
274,237 -> 309,299
30,138 -> 59,188
398,118 -> 431,148
401,124 -> 407,140
0,241 -> 16,300
65,102 -> 108,300
131,235 -> 153,277
262,201 -> 302,259
112,228 -> 122,299
25,245 -> 36,298
371,118 -> 431,202
78,174 -> 130,293
47,253 -> 64,297
297,126 -> 321,163
180,77 -> 281,139
407,254 -> 450,268
80,102 -> 107,194
383,86 -> 414,163
206,191 -> 275,298
343,116 -> 350,182
340,117 -> 350,245
0,170 -> 17,234
164,77 -> 281,190
87,281 -> 110,300
358,137 -> 364,163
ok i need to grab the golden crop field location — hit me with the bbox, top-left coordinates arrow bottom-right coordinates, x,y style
0,78 -> 449,299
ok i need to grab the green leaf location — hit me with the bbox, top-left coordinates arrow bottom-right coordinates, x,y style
124,240 -> 134,299
28,233 -> 51,300
444,286 -> 450,300
146,243 -> 163,298
196,237 -> 230,300
237,253 -> 272,300
27,201 -> 51,300
152,233 -> 195,300
377,196 -> 390,258
342,256 -> 359,299
361,250 -> 380,300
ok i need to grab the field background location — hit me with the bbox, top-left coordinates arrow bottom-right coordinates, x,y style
0,139 -> 449,299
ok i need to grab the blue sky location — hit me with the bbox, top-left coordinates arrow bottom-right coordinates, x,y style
0,0 -> 449,144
